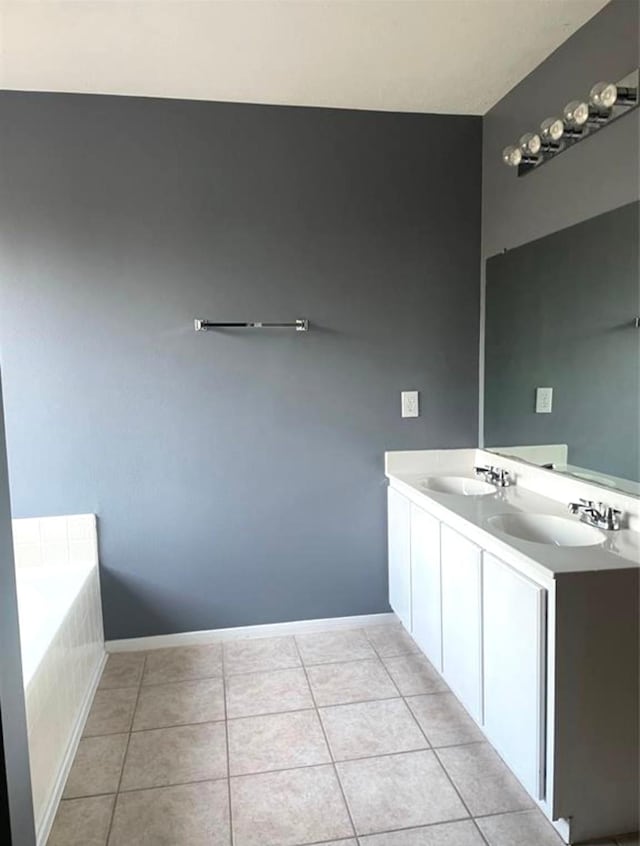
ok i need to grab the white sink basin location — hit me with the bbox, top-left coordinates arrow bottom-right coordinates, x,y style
420,476 -> 496,496
488,513 -> 605,547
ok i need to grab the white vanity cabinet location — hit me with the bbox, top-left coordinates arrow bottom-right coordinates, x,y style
410,504 -> 441,670
482,552 -> 546,799
387,486 -> 412,631
440,525 -> 483,722
387,490 -> 543,786
385,456 -> 639,845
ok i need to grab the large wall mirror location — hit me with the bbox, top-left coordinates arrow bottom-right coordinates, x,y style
483,201 -> 640,496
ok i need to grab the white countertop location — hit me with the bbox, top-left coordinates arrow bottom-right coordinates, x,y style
386,469 -> 640,580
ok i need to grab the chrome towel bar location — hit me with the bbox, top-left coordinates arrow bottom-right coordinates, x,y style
194,319 -> 309,332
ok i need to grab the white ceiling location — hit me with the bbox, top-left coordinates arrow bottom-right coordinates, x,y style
0,0 -> 609,115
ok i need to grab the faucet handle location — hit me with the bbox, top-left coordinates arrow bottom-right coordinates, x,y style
568,498 -> 593,514
604,505 -> 622,529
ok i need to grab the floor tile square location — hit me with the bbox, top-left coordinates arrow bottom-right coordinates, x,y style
132,677 -> 224,730
476,810 -> 566,845
407,693 -> 483,747
225,666 -> 313,718
47,795 -> 115,846
99,653 -> 145,689
230,764 -> 354,846
320,698 -> 427,760
108,780 -> 230,846
336,749 -> 467,834
307,659 -> 398,706
228,709 -> 330,775
120,722 -> 227,790
295,629 -> 376,665
365,625 -> 420,658
382,654 -> 448,696
224,636 -> 300,675
437,742 -> 534,816
83,687 -> 138,736
63,734 -> 128,798
359,820 -> 484,845
142,644 -> 222,685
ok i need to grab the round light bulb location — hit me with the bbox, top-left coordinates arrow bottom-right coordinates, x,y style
540,116 -> 564,142
519,132 -> 541,156
563,100 -> 589,127
590,81 -> 617,109
502,145 -> 522,167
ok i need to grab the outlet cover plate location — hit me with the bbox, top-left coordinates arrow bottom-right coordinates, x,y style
536,387 -> 553,413
401,390 -> 419,418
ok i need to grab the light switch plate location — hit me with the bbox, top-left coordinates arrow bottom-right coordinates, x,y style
536,387 -> 553,413
401,390 -> 419,418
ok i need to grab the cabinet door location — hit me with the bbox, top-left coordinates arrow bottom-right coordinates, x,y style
441,524 -> 482,722
387,487 -> 411,631
411,504 -> 441,670
483,552 -> 546,800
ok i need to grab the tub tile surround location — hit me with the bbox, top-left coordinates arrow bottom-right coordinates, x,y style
12,513 -> 105,846
12,513 -> 99,570
47,623 -> 638,846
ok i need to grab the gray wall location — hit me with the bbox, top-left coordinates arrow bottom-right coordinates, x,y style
484,202 -> 639,480
0,373 -> 36,845
0,93 -> 481,639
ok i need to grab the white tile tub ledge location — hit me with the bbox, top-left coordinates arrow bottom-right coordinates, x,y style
12,513 -> 106,846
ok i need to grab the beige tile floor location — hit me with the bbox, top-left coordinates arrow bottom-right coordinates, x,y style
46,624 -> 638,846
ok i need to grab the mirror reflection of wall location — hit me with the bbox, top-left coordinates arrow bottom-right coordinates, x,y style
484,200 -> 640,494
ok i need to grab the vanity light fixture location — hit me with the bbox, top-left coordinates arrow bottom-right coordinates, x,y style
589,81 -> 618,109
501,68 -> 639,176
519,132 -> 542,157
502,144 -> 522,167
540,117 -> 564,144
563,99 -> 589,128
590,80 -> 638,108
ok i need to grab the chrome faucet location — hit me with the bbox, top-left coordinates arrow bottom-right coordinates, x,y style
474,465 -> 512,488
568,499 -> 622,531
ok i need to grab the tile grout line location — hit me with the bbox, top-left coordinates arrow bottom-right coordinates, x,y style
101,649 -> 434,691
292,635 -> 359,843
56,770 -> 551,828
431,745 -> 491,846
221,644 -> 234,846
364,628 -> 492,846
119,744 -> 486,786
66,726 -> 495,797
104,653 -> 147,846
362,627 -> 411,699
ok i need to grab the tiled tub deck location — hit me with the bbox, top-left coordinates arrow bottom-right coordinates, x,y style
47,624 -> 638,846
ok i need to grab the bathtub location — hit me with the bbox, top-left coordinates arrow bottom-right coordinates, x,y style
12,514 -> 105,845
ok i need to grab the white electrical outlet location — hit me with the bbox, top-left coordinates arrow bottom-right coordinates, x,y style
535,387 -> 553,413
401,390 -> 419,418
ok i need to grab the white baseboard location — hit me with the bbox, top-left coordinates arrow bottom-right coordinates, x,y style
106,612 -> 397,653
36,650 -> 108,846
